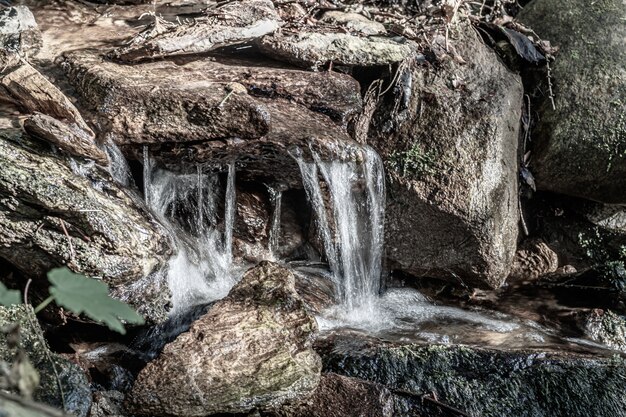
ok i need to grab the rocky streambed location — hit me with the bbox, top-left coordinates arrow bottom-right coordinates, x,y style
0,0 -> 625,416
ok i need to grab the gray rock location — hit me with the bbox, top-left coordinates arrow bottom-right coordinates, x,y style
88,390 -> 127,417
0,128 -> 172,322
320,11 -> 387,36
518,0 -> 626,203
258,32 -> 416,69
267,373 -> 394,417
369,22 -> 522,288
509,239 -> 559,281
127,261 -> 321,416
583,309 -> 626,353
111,0 -> 281,62
320,333 -> 626,417
23,113 -> 108,165
0,392 -> 71,417
0,305 -> 91,416
0,6 -> 42,56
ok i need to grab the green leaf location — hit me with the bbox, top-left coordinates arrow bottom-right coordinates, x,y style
47,268 -> 144,334
0,282 -> 21,306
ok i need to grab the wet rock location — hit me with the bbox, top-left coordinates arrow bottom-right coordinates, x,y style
258,32 -> 416,69
143,98 -> 359,188
1,61 -> 93,135
23,113 -> 108,165
127,262 -> 321,416
0,392 -> 72,417
111,0 -> 281,62
266,373 -> 394,417
370,22 -> 522,288
320,11 -> 387,36
0,305 -> 91,416
0,6 -> 42,56
235,188 -> 270,246
509,239 -> 558,281
89,390 -> 127,417
518,0 -> 626,203
0,128 -> 172,322
582,309 -> 626,353
320,333 -> 626,417
61,51 -> 270,144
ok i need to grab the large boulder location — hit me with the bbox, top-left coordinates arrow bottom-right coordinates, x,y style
127,261 -> 321,416
320,333 -> 626,417
0,305 -> 91,416
369,22 -> 523,288
518,0 -> 626,203
0,127 -> 172,321
0,6 -> 42,56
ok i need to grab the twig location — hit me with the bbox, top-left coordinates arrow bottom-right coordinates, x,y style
422,394 -> 474,417
23,279 -> 32,306
545,58 -> 556,110
59,220 -> 75,261
519,196 -> 529,236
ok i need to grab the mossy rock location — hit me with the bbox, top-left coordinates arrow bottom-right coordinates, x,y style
519,0 -> 626,203
0,305 -> 91,417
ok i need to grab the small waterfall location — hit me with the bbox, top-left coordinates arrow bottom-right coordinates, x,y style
143,153 -> 238,313
294,146 -> 385,311
267,185 -> 284,259
104,141 -> 133,187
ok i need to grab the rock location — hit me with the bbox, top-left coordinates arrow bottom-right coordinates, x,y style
111,0 -> 281,62
235,188 -> 271,246
266,373 -> 394,417
1,61 -> 94,136
518,0 -> 626,203
258,32 -> 416,69
0,6 -> 42,56
23,113 -> 108,165
61,51 -> 270,144
0,392 -> 72,417
320,11 -> 387,36
0,128 -> 172,322
583,309 -> 626,353
127,262 -> 321,416
0,305 -> 91,416
369,22 -> 522,288
320,333 -> 626,417
89,391 -> 127,417
509,239 -> 559,281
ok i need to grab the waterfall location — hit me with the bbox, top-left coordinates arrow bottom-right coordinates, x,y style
267,186 -> 284,259
143,153 -> 238,313
294,145 -> 385,311
104,141 -> 133,187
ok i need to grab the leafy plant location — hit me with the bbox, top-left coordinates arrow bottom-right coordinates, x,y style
389,143 -> 437,180
1,268 -> 144,334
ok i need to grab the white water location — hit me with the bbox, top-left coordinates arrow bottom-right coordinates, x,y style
295,146 -> 385,313
142,150 -> 238,313
267,185 -> 284,260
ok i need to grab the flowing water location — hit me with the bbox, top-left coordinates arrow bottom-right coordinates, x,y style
142,149 -> 239,313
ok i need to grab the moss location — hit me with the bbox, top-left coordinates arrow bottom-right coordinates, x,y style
0,305 -> 91,416
388,143 -> 438,180
323,340 -> 626,417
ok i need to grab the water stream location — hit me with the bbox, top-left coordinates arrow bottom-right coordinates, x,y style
142,149 -> 239,313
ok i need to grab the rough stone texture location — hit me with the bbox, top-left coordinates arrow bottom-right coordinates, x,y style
0,6 -> 42,56
1,62 -> 93,135
266,373 -> 394,417
0,128 -> 172,322
320,11 -> 387,36
509,239 -> 559,281
0,392 -> 71,417
0,305 -> 91,416
111,0 -> 281,62
369,22 -> 522,288
258,32 -> 416,69
518,0 -> 626,203
127,262 -> 321,416
320,333 -> 626,417
23,113 -> 108,165
88,390 -> 126,417
583,309 -> 626,354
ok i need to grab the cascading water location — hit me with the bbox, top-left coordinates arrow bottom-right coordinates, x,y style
294,145 -> 385,313
142,148 -> 238,314
267,186 -> 284,260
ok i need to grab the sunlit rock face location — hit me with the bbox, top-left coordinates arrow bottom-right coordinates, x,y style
0,129 -> 172,322
519,0 -> 626,204
369,22 -> 522,289
127,262 -> 321,416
